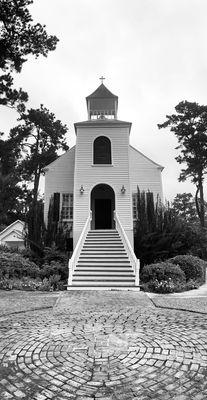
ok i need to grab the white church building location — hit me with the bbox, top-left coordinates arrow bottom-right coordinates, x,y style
44,82 -> 163,289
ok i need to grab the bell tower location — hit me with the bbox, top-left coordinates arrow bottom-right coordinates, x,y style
73,80 -> 133,248
86,79 -> 118,120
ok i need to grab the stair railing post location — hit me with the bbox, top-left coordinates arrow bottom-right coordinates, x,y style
68,259 -> 73,285
135,259 -> 140,287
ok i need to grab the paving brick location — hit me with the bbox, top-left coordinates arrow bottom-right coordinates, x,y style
0,291 -> 206,399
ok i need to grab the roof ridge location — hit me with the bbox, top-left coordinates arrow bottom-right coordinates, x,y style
86,83 -> 118,99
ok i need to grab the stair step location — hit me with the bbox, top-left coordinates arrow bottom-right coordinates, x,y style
82,250 -> 125,253
77,261 -> 130,267
89,230 -> 117,233
79,254 -> 129,262
87,235 -> 120,239
78,259 -> 130,263
87,232 -> 120,236
74,272 -> 134,276
84,244 -> 123,247
72,278 -> 135,282
80,253 -> 127,256
74,267 -> 134,274
67,286 -> 139,291
70,229 -> 137,289
84,241 -> 122,244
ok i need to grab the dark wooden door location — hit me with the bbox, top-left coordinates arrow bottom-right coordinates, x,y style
95,199 -> 112,229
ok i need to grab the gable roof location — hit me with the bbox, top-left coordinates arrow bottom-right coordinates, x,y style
130,145 -> 164,170
44,146 -> 75,172
86,83 -> 118,99
0,220 -> 25,240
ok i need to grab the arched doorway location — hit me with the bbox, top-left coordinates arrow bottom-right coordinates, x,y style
91,184 -> 115,229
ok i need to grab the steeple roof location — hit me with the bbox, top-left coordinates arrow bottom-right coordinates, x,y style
86,84 -> 118,99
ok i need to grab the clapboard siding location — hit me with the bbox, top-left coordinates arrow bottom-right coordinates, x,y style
129,146 -> 163,201
73,126 -> 133,246
43,140 -> 164,240
44,147 -> 75,223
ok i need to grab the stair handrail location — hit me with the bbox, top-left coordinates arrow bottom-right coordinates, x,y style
114,211 -> 140,286
68,211 -> 92,285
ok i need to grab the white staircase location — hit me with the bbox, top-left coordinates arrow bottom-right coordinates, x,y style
68,229 -> 139,290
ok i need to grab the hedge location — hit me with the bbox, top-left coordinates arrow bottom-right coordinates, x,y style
169,255 -> 206,283
0,252 -> 40,279
141,261 -> 186,285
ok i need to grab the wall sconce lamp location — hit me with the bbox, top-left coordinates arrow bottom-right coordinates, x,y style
80,185 -> 84,194
121,185 -> 126,194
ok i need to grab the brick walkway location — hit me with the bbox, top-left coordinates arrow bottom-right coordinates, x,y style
0,291 -> 207,399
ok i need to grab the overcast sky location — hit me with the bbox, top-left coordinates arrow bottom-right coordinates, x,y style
1,0 -> 207,200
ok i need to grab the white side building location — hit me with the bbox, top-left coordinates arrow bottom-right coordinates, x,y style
0,220 -> 25,250
44,83 -> 163,289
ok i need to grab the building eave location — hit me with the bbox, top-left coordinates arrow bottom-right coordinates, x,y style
74,119 -> 132,134
0,220 -> 25,239
130,145 -> 164,171
43,146 -> 75,172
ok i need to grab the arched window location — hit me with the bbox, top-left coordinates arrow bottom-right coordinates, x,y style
93,136 -> 112,164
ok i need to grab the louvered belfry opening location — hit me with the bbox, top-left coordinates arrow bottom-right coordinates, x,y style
86,83 -> 118,120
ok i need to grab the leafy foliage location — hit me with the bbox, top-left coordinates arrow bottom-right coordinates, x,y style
0,245 -> 68,290
26,199 -> 45,254
0,0 -> 58,110
141,255 -> 206,293
0,0 -> 58,72
10,105 -> 68,189
168,255 -> 206,283
0,252 -> 40,278
134,189 -> 207,266
172,193 -> 198,223
40,262 -> 68,282
158,101 -> 207,227
0,0 -> 63,229
141,262 -> 186,285
0,133 -> 26,226
0,276 -> 63,291
6,106 -> 69,250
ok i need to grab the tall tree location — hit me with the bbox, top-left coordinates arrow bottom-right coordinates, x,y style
0,0 -> 60,233
8,105 -> 68,248
0,133 -> 26,226
0,0 -> 58,110
9,105 -> 68,206
158,101 -> 207,227
172,193 -> 198,223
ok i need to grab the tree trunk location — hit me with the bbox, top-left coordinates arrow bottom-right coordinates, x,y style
199,180 -> 205,227
195,179 -> 205,227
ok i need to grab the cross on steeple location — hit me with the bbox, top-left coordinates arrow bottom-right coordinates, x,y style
99,76 -> 105,84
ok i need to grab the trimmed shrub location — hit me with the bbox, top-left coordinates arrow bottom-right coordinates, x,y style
43,247 -> 68,265
169,255 -> 206,283
0,252 -> 40,279
142,278 -> 177,293
40,261 -> 68,282
141,261 -> 186,286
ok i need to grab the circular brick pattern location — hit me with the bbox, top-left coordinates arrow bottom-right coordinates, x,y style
0,291 -> 207,399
